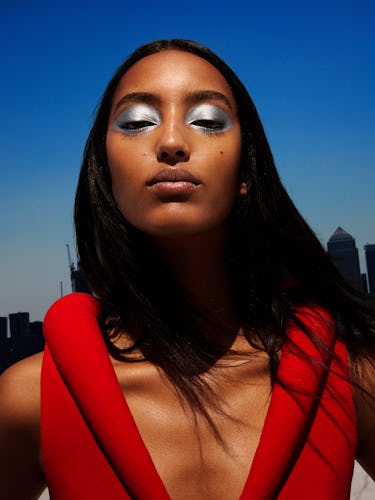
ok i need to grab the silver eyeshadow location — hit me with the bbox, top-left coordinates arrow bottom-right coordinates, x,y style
113,105 -> 161,135
112,103 -> 233,135
185,104 -> 233,132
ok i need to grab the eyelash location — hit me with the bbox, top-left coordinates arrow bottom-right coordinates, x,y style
119,120 -> 157,131
189,119 -> 226,133
117,119 -> 226,136
114,106 -> 231,136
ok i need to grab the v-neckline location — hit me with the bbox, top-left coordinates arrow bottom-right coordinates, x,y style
44,294 -> 333,500
111,354 -> 279,500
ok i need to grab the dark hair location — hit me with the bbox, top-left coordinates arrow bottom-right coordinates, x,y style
75,39 -> 375,420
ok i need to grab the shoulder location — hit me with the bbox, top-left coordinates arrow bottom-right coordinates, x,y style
352,350 -> 375,479
43,294 -> 103,364
0,351 -> 43,427
43,293 -> 101,339
287,304 -> 335,353
44,292 -> 100,321
0,353 -> 45,499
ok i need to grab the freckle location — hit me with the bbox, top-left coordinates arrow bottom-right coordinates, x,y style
220,151 -> 224,155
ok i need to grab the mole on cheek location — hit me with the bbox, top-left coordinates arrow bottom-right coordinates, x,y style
220,151 -> 224,155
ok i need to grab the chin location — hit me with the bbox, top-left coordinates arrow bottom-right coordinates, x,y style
123,204 -> 233,238
143,223 -> 212,237
136,217 -> 230,239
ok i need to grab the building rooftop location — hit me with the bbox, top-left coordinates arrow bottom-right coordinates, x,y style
328,226 -> 354,242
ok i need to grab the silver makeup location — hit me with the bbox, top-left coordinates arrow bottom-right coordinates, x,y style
185,104 -> 233,133
113,104 -> 161,135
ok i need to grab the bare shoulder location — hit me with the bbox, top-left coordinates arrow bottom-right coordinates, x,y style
352,350 -> 375,480
0,352 -> 45,499
0,352 -> 43,422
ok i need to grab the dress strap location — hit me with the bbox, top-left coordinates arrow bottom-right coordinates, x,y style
43,293 -> 170,500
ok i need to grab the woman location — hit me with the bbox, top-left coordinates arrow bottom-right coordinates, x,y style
0,39 -> 374,499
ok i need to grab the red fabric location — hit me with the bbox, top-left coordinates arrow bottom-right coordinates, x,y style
41,293 -> 356,499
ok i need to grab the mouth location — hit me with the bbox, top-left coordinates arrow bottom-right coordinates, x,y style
146,167 -> 201,186
146,167 -> 201,199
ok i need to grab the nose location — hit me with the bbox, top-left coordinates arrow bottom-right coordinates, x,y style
156,124 -> 190,165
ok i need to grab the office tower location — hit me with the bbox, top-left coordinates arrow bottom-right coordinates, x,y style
0,317 -> 10,373
30,321 -> 43,337
0,317 -> 7,341
7,315 -> 44,367
71,263 -> 91,293
364,244 -> 375,294
9,312 -> 30,336
327,227 -> 362,291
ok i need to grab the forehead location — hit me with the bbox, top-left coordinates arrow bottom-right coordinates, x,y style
111,50 -> 236,108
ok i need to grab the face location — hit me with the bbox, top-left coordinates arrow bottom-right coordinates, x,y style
106,50 -> 242,237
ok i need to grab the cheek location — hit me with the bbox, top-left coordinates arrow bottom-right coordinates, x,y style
212,137 -> 242,189
217,141 -> 242,210
106,138 -> 140,201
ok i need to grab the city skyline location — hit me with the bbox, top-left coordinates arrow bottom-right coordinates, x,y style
1,226 -> 374,322
2,224 -> 375,377
1,1 -> 374,321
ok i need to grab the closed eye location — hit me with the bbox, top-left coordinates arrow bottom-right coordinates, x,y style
113,104 -> 161,135
119,120 -> 157,131
185,104 -> 233,135
190,119 -> 226,131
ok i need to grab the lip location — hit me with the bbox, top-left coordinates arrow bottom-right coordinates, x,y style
146,167 -> 201,186
146,167 -> 201,199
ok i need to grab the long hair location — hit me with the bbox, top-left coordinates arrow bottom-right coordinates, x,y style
75,39 -> 375,419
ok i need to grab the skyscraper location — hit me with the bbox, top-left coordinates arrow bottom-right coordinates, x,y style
327,227 -> 362,291
0,317 -> 10,373
3,313 -> 44,371
364,244 -> 375,294
71,266 -> 91,293
0,317 -> 7,341
9,312 -> 30,336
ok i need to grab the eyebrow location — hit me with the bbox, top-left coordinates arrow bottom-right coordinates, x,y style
113,90 -> 233,112
183,90 -> 234,111
114,92 -> 161,111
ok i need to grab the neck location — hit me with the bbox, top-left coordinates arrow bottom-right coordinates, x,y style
151,227 -> 239,336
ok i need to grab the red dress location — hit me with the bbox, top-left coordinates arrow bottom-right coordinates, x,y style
41,293 -> 356,499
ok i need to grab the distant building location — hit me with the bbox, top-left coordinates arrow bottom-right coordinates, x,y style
9,335 -> 44,366
0,338 -> 11,374
0,317 -> 7,341
0,313 -> 44,374
0,318 -> 10,373
30,321 -> 43,337
71,267 -> 91,293
327,227 -> 362,291
364,244 -> 375,294
9,312 -> 30,336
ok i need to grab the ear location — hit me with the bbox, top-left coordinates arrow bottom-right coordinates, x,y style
239,182 -> 248,197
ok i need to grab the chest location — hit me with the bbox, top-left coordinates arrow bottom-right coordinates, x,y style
114,357 -> 272,500
41,332 -> 356,500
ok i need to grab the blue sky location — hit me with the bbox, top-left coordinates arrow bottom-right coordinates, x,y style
1,0 -> 374,321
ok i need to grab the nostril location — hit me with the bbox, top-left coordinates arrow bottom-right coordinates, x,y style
161,151 -> 169,159
176,150 -> 185,158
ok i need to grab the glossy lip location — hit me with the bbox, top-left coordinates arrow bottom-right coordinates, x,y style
146,167 -> 201,186
146,167 -> 201,199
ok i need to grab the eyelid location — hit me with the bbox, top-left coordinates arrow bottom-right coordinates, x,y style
185,103 -> 233,130
112,104 -> 161,131
111,102 -> 234,135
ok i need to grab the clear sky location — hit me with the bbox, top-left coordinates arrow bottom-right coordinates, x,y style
1,0 -> 374,322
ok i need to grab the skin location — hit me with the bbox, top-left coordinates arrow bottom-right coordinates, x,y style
106,50 -> 242,238
0,51 -> 374,499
